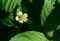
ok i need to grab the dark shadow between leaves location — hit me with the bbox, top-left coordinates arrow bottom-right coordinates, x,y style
0,9 -> 9,19
22,0 -> 44,32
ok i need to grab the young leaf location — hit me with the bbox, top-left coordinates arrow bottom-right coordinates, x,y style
8,12 -> 14,20
41,0 -> 56,25
9,31 -> 49,41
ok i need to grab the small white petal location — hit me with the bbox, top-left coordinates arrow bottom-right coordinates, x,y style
19,20 -> 24,23
17,11 -> 22,16
24,18 -> 28,22
15,16 -> 19,21
24,13 -> 28,17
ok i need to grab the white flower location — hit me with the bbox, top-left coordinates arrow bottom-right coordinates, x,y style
15,11 -> 28,23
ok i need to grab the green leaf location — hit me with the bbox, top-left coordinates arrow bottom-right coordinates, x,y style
8,12 -> 14,20
8,0 -> 21,12
1,18 -> 18,28
1,0 -> 21,12
58,0 -> 60,4
1,18 -> 13,27
5,0 -> 11,11
17,5 -> 22,12
47,30 -> 54,37
41,0 -> 56,25
9,31 -> 49,41
56,25 -> 60,30
1,20 -> 12,27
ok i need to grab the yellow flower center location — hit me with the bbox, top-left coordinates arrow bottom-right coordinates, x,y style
19,15 -> 25,20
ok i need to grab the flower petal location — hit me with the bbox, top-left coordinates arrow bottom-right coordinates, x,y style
17,11 -> 22,16
24,13 -> 28,17
19,20 -> 24,23
15,16 -> 19,21
24,18 -> 28,22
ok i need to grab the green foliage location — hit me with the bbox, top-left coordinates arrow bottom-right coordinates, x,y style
9,31 -> 49,41
0,0 -> 60,41
0,0 -> 22,27
41,0 -> 56,25
1,0 -> 21,12
41,0 -> 60,41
